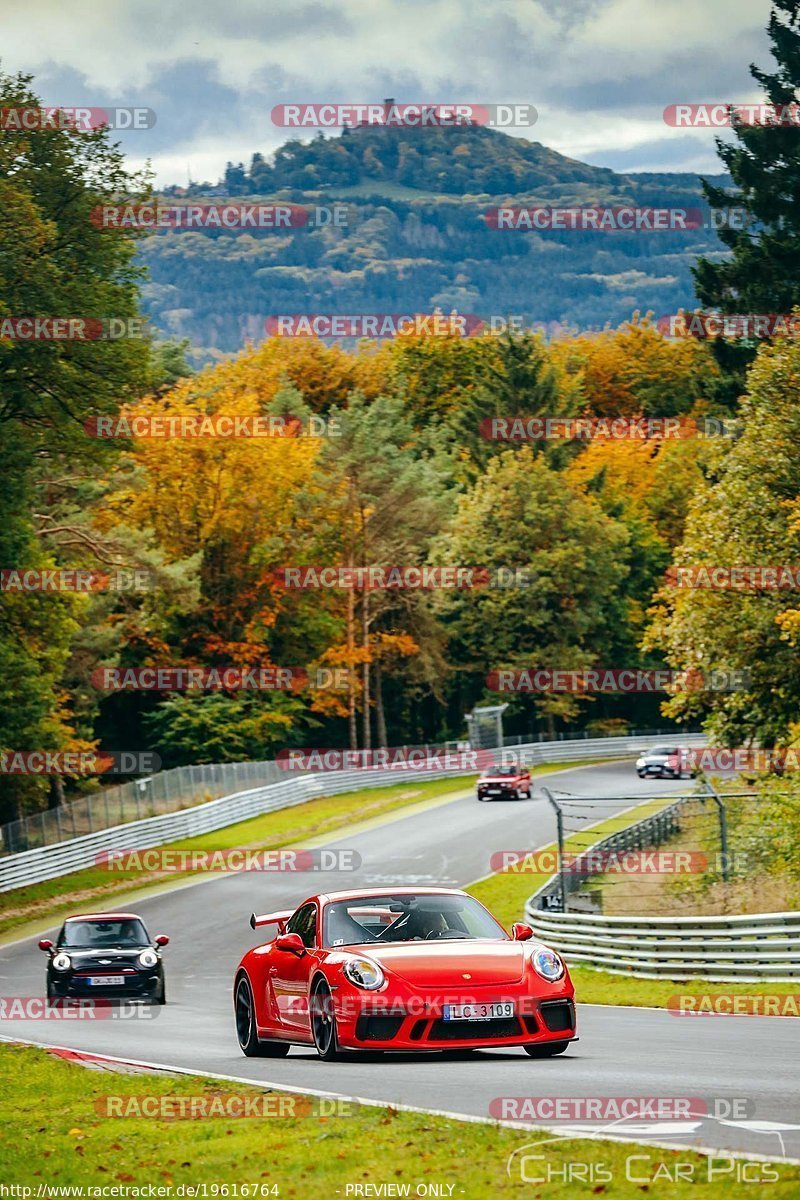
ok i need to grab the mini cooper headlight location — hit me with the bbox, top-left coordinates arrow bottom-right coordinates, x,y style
52,953 -> 72,972
138,949 -> 158,969
532,947 -> 565,981
343,957 -> 385,990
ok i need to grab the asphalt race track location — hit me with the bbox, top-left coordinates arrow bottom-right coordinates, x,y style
2,760 -> 798,1162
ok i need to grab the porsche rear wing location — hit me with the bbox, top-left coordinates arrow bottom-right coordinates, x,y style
249,910 -> 292,931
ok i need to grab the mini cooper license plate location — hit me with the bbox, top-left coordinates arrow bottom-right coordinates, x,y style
443,1001 -> 514,1021
87,975 -> 126,986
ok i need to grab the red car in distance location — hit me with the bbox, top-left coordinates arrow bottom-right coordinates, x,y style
233,887 -> 575,1061
477,764 -> 533,800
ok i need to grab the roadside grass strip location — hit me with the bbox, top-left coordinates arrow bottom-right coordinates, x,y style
2,1043 -> 799,1196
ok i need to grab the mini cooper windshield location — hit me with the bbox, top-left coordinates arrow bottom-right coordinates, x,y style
60,918 -> 150,948
322,893 -> 508,947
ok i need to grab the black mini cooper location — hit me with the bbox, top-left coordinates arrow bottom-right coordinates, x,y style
39,912 -> 169,1004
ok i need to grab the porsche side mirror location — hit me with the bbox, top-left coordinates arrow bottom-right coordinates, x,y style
155,934 -> 170,947
38,939 -> 54,952
276,932 -> 306,956
512,923 -> 534,941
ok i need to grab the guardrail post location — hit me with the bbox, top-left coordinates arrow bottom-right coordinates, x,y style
704,781 -> 730,882
541,786 -> 567,912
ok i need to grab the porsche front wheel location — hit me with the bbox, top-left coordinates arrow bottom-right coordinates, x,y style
311,979 -> 341,1061
235,976 -> 290,1057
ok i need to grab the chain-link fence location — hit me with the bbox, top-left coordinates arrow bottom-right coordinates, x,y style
0,760 -> 287,855
530,782 -> 763,916
0,727 -> 699,857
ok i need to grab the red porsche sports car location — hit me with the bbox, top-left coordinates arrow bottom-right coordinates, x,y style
233,887 -> 575,1060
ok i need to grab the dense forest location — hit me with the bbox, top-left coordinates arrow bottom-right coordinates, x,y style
143,124 -> 732,362
5,0 -> 800,827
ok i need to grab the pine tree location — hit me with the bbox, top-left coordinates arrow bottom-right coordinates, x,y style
694,3 -> 800,319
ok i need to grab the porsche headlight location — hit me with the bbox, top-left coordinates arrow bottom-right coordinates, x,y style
532,947 -> 564,981
138,949 -> 158,969
52,953 -> 72,972
343,957 -> 385,990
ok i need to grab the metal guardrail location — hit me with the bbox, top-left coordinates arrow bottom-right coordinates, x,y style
0,733 -> 705,892
524,907 -> 800,982
0,727 -> 698,855
525,794 -> 800,981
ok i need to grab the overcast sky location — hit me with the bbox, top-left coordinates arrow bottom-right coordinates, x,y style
3,0 -> 773,187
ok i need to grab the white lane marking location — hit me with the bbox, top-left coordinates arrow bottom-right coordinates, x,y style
720,1121 -> 800,1132
1,1033 -> 797,1165
537,1121 -> 705,1135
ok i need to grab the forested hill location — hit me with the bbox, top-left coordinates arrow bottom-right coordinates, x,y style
141,124 -> 731,362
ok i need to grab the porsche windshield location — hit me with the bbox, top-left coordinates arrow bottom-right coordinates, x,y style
60,918 -> 149,948
323,894 -> 507,946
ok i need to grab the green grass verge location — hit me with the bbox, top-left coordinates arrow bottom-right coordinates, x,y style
4,1043 -> 798,1197
467,795 -> 800,1012
567,967 -> 800,1010
0,760 -> 599,943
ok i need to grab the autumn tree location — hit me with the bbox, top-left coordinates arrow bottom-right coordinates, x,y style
646,335 -> 800,747
312,393 -> 451,749
0,70 -> 151,821
431,447 -> 630,737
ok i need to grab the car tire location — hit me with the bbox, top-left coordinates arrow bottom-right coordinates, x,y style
636,771 -> 646,779
311,979 -> 341,1061
523,1040 -> 570,1057
46,978 -> 56,1003
235,975 -> 290,1058
155,975 -> 167,1005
